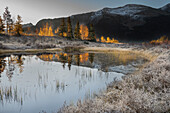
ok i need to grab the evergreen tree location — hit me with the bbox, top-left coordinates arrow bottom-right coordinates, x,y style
9,18 -> 14,34
0,16 -> 5,34
58,18 -> 66,37
3,7 -> 12,34
74,21 -> 81,39
14,15 -> 23,36
88,24 -> 96,41
67,17 -> 73,39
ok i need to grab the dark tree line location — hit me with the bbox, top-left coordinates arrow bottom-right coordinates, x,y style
0,7 -> 23,36
58,17 -> 96,41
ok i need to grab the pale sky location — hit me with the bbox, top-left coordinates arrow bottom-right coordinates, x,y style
0,0 -> 169,25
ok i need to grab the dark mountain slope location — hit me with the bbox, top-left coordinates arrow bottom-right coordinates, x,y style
90,4 -> 170,41
24,4 -> 170,42
160,3 -> 170,13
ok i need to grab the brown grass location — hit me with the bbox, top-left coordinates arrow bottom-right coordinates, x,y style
59,47 -> 170,113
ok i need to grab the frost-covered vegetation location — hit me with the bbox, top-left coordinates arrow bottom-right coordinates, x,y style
59,47 -> 170,113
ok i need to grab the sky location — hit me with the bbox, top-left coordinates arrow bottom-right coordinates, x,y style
0,0 -> 169,25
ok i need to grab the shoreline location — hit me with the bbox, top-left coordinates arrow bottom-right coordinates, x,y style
59,46 -> 170,113
0,46 -> 157,63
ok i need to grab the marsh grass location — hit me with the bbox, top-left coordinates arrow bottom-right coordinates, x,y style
0,86 -> 23,105
59,48 -> 170,113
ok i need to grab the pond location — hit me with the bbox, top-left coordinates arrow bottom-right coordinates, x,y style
0,51 -> 148,113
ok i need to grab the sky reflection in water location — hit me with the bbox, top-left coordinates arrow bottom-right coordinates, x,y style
0,52 -> 146,113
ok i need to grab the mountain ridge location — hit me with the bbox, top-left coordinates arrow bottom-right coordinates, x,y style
160,3 -> 170,12
23,3 -> 170,42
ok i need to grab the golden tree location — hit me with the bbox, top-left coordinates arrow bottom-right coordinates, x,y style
80,24 -> 89,40
14,15 -> 23,36
38,23 -> 54,36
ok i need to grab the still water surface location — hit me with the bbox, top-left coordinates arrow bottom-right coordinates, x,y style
0,52 -> 147,113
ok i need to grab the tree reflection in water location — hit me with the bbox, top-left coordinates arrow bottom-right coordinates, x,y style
37,51 -> 146,72
0,57 -> 6,77
0,51 -> 147,113
38,53 -> 94,70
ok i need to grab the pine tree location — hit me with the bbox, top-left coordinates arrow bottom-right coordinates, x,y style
3,7 -> 12,34
88,24 -> 96,41
67,17 -> 73,39
58,18 -> 66,37
14,15 -> 23,36
74,21 -> 81,39
9,19 -> 14,34
0,16 -> 5,34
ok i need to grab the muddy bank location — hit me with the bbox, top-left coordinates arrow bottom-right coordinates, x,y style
59,47 -> 170,113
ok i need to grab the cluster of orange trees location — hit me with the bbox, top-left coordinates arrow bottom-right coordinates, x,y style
150,35 -> 169,45
56,18 -> 96,41
97,36 -> 119,43
32,18 -> 96,42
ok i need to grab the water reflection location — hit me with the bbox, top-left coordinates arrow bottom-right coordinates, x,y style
0,55 -> 24,81
0,58 -> 6,77
38,53 -> 91,68
0,86 -> 23,106
0,52 -> 147,113
37,52 -> 147,72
